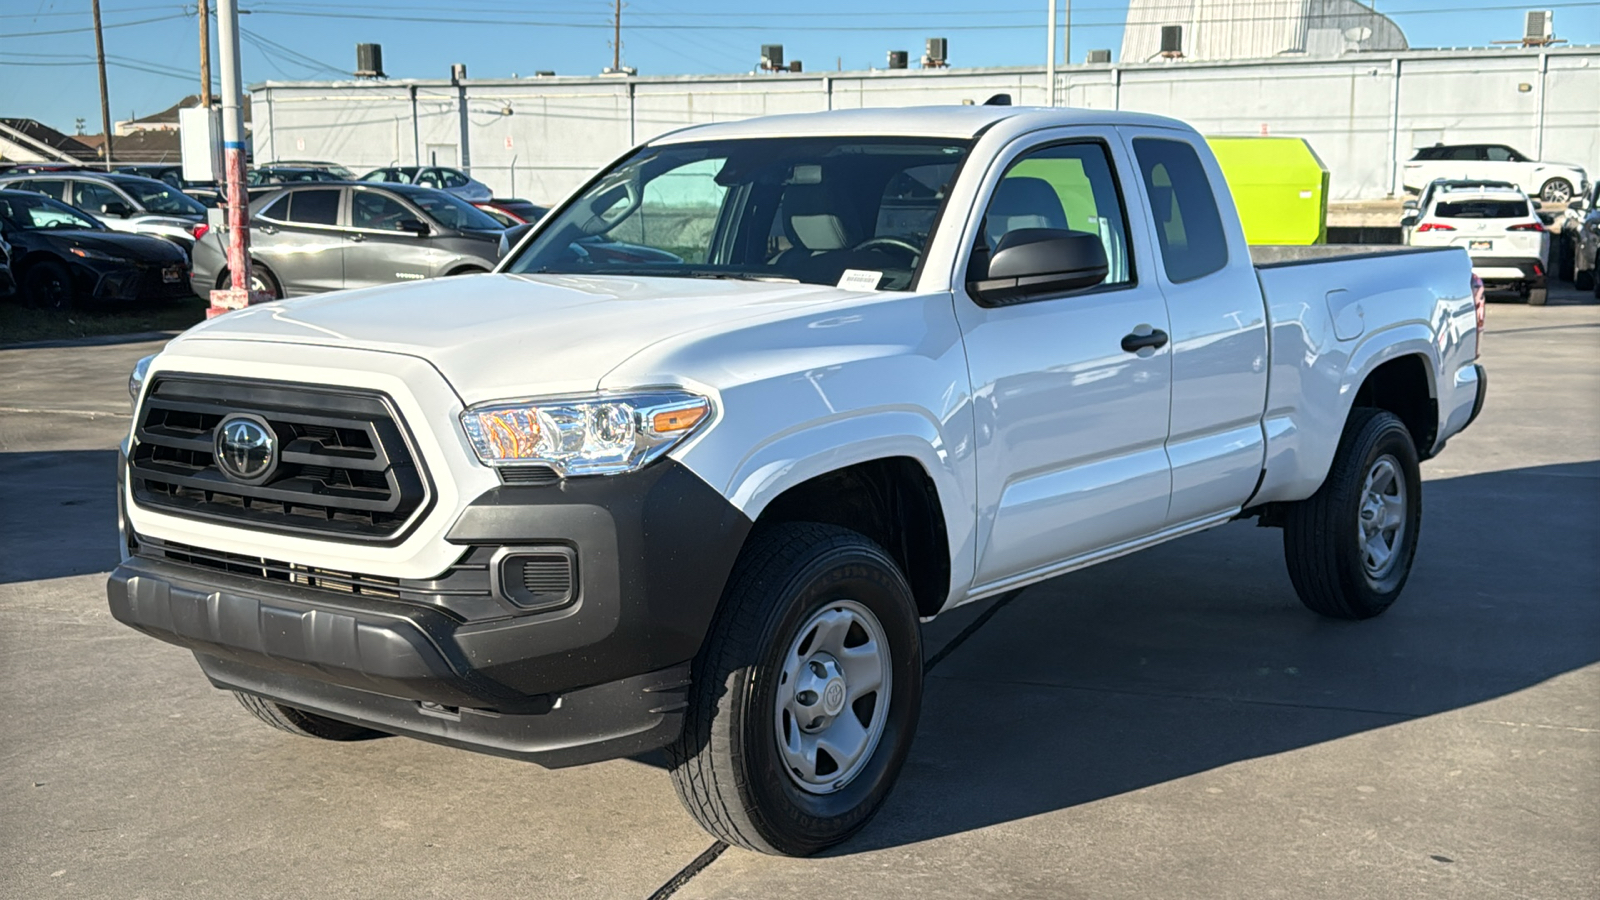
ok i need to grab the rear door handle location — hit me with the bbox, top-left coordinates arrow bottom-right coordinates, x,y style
1121,328 -> 1169,353
349,233 -> 365,242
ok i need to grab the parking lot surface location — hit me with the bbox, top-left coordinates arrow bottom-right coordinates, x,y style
2,291 -> 1596,899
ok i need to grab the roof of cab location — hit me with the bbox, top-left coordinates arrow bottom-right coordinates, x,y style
649,105 -> 1191,144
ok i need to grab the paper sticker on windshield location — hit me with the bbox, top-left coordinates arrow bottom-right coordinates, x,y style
837,269 -> 884,291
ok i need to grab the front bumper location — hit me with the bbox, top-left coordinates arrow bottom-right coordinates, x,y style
109,458 -> 753,766
74,258 -> 192,301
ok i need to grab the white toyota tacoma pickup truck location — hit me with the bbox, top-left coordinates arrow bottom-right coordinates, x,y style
111,106 -> 1487,856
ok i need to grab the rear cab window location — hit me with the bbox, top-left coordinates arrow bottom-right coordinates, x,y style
1131,138 -> 1228,283
287,189 -> 341,226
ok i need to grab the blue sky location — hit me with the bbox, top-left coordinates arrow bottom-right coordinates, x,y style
3,0 -> 1598,133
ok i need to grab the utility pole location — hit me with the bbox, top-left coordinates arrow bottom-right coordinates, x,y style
208,0 -> 267,317
611,0 -> 622,72
1063,0 -> 1071,70
1046,0 -> 1057,106
91,0 -> 114,170
199,0 -> 213,107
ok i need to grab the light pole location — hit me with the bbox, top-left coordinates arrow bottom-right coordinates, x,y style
1046,0 -> 1057,106
208,0 -> 267,317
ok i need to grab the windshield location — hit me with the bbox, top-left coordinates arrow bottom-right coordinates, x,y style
120,179 -> 205,216
1435,199 -> 1529,219
505,137 -> 971,290
411,190 -> 503,230
0,192 -> 102,232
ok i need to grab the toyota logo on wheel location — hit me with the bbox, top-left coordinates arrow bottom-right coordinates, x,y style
214,414 -> 278,484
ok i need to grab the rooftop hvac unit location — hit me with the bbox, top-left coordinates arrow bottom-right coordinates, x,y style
789,60 -> 803,73
1160,25 -> 1184,58
924,37 -> 948,68
1524,10 -> 1552,40
450,63 -> 467,82
888,50 -> 909,69
1086,48 -> 1111,63
354,43 -> 385,79
761,44 -> 784,71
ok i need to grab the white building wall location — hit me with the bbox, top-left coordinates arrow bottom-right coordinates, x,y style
251,48 -> 1600,205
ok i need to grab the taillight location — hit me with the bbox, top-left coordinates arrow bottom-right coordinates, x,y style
1507,222 -> 1545,231
1471,274 -> 1485,352
1416,223 -> 1456,232
191,223 -> 209,240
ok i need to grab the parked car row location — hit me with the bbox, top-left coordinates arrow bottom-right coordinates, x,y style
0,189 -> 191,309
1404,142 -> 1589,205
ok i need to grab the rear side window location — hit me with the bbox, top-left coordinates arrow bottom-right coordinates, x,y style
438,169 -> 469,189
256,193 -> 290,221
1444,146 -> 1482,161
1485,146 -> 1522,162
1412,147 -> 1444,160
288,189 -> 340,226
1435,199 -> 1529,219
1132,138 -> 1228,283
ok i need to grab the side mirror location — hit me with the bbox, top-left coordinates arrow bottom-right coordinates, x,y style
1400,214 -> 1419,229
968,228 -> 1108,305
100,201 -> 133,218
396,217 -> 430,237
1530,199 -> 1543,210
1402,199 -> 1418,211
498,221 -> 534,258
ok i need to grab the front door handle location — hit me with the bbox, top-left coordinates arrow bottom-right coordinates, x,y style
1121,328 -> 1170,353
258,223 -> 277,235
349,232 -> 365,242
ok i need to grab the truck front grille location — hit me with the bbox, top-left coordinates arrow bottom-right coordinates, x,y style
128,376 -> 431,541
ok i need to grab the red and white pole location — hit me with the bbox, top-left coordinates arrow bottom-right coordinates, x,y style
207,0 -> 270,318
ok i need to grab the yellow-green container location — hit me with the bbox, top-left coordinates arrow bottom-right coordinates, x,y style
1206,136 -> 1330,245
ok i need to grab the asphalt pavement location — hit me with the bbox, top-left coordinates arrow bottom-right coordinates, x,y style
2,288 -> 1596,900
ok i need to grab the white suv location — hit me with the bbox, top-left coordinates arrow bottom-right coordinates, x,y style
1407,182 -> 1549,304
1403,143 -> 1589,206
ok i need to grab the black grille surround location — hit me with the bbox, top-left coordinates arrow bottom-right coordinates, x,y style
129,375 -> 434,544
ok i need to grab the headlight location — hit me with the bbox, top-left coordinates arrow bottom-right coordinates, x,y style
70,246 -> 131,263
128,354 -> 155,409
460,390 -> 712,477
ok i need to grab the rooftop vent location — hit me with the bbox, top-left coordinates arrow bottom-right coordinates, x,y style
923,37 -> 948,68
1160,25 -> 1184,59
887,50 -> 909,69
760,44 -> 785,71
354,43 -> 384,79
1086,48 -> 1112,64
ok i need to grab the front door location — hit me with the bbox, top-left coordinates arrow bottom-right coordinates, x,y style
343,187 -> 435,289
954,131 -> 1174,588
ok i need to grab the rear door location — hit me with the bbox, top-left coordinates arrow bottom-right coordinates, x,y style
255,187 -> 346,295
954,129 -> 1175,587
1117,129 -> 1269,526
343,186 -> 435,289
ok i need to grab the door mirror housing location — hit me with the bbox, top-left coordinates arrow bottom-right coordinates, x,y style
967,228 -> 1109,306
1400,214 -> 1419,229
498,221 -> 535,258
1402,199 -> 1418,211
100,201 -> 133,218
396,217 -> 430,236
1530,199 -> 1543,210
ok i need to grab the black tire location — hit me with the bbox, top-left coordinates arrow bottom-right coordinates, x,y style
1575,268 -> 1595,292
1539,178 -> 1574,205
667,522 -> 923,856
233,692 -> 386,741
22,260 -> 74,311
1528,286 -> 1548,306
1283,408 -> 1423,620
217,265 -> 281,299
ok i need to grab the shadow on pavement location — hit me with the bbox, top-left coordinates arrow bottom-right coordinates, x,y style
0,450 -> 120,584
841,460 -> 1600,852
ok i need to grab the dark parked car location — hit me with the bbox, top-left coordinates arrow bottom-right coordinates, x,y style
0,189 -> 190,310
359,165 -> 492,203
189,182 -> 505,298
0,171 -> 206,251
0,232 -> 15,298
475,198 -> 548,226
117,164 -> 222,207
265,159 -> 355,179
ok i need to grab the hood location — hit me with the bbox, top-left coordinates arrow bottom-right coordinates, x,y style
174,272 -> 864,403
45,229 -> 186,262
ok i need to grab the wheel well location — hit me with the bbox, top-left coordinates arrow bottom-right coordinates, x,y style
1352,355 -> 1436,457
446,264 -> 488,276
754,458 -> 951,618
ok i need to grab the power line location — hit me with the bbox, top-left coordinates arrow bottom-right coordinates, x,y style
0,12 -> 188,38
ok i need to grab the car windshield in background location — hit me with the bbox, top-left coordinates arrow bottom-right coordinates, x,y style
506,137 -> 972,290
120,180 -> 205,216
410,190 -> 504,231
1435,199 -> 1529,218
0,192 -> 101,231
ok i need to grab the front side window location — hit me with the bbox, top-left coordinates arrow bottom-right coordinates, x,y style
287,189 -> 340,226
1132,138 -> 1228,283
71,181 -> 125,214
409,191 -> 501,231
974,141 -> 1133,287
351,191 -> 414,231
1485,146 -> 1523,162
506,137 -> 971,290
437,169 -> 469,189
359,169 -> 390,182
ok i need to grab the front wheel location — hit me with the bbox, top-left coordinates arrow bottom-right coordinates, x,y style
667,523 -> 923,856
22,260 -> 75,310
1539,178 -> 1574,205
1283,408 -> 1423,620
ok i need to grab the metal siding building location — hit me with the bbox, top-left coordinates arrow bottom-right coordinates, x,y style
251,46 -> 1600,205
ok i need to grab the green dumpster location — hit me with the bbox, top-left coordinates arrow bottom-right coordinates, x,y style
1206,136 -> 1330,245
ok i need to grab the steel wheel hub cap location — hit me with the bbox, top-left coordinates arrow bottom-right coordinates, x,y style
774,599 -> 891,795
1358,454 -> 1407,580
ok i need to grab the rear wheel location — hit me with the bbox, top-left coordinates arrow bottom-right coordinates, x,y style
22,260 -> 74,311
1528,286 -> 1548,306
234,692 -> 386,741
217,265 -> 281,299
668,523 -> 922,856
1283,409 -> 1423,620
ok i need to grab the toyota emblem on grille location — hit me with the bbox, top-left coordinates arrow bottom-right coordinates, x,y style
214,414 -> 278,484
